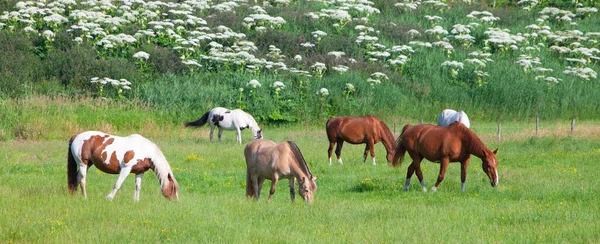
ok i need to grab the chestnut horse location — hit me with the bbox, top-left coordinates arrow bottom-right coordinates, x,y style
392,121 -> 498,192
326,115 -> 396,165
68,131 -> 179,201
245,139 -> 317,203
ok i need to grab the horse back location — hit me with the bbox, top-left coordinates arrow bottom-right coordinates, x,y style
336,116 -> 377,143
245,139 -> 291,180
401,124 -> 464,161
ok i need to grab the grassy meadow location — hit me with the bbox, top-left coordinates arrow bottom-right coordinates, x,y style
1,0 -> 600,242
1,117 -> 600,243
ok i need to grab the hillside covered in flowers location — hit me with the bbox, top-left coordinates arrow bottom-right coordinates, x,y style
1,0 -> 599,123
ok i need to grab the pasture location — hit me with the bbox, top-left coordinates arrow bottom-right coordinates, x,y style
1,123 -> 599,243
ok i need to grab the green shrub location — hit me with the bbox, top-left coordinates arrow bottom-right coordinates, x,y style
0,32 -> 42,98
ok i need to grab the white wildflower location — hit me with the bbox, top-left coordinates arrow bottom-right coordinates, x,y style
247,79 -> 261,88
133,51 -> 150,60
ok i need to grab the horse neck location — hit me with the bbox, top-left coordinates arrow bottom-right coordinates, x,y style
463,130 -> 489,158
378,122 -> 396,152
287,142 -> 312,179
244,113 -> 260,133
150,146 -> 176,189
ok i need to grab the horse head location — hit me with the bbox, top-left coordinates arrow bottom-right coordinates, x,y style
161,173 -> 179,200
385,150 -> 396,165
481,148 -> 499,187
254,129 -> 263,140
298,176 -> 317,203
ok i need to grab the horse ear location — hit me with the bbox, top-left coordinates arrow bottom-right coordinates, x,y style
493,148 -> 498,155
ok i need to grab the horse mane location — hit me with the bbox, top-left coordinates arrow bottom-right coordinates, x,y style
447,122 -> 487,157
141,137 -> 177,190
376,118 -> 397,149
240,110 -> 260,131
285,141 -> 313,178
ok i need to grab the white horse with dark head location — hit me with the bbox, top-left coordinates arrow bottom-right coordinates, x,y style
437,109 -> 470,128
186,107 -> 263,144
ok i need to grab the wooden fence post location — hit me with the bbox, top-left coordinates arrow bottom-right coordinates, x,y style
536,117 -> 539,136
497,121 -> 501,142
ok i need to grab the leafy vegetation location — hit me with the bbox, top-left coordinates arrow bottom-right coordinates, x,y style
0,0 -> 599,132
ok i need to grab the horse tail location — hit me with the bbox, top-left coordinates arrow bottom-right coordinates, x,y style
67,135 -> 79,194
392,124 -> 411,167
185,111 -> 209,127
245,169 -> 255,198
325,118 -> 337,142
286,141 -> 312,177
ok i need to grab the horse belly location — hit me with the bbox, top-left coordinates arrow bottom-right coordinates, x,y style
90,155 -> 121,174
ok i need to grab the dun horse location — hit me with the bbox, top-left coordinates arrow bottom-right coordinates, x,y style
67,131 -> 179,201
392,122 -> 498,192
326,115 -> 396,165
186,107 -> 263,144
245,139 -> 317,203
437,109 -> 470,128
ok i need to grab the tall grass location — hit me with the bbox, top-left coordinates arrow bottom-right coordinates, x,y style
0,1 -> 598,125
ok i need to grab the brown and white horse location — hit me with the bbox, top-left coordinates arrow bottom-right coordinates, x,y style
326,115 -> 396,165
244,139 -> 317,203
392,122 -> 498,192
67,131 -> 179,201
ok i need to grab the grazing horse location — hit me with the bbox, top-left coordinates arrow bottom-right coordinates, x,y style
392,121 -> 498,192
245,139 -> 317,203
186,107 -> 263,144
437,109 -> 470,128
326,115 -> 396,165
67,131 -> 179,201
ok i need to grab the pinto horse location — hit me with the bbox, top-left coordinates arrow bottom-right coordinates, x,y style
326,115 -> 396,165
67,131 -> 179,201
392,121 -> 498,192
245,139 -> 317,203
437,109 -> 470,128
186,107 -> 263,144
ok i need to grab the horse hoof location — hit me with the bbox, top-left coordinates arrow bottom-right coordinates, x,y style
430,187 -> 437,192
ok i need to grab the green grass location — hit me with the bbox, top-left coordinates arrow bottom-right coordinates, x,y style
1,125 -> 599,243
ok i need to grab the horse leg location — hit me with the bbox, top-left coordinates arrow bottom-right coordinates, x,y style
236,128 -> 242,144
328,141 -> 335,165
256,178 -> 266,200
289,178 -> 296,203
368,142 -> 376,166
362,144 -> 369,163
106,166 -> 132,200
405,153 -> 426,191
134,173 -> 144,202
335,139 -> 344,164
432,158 -> 450,192
460,158 -> 470,192
78,164 -> 88,198
413,156 -> 427,192
218,127 -> 224,142
209,125 -> 215,142
268,177 -> 278,200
